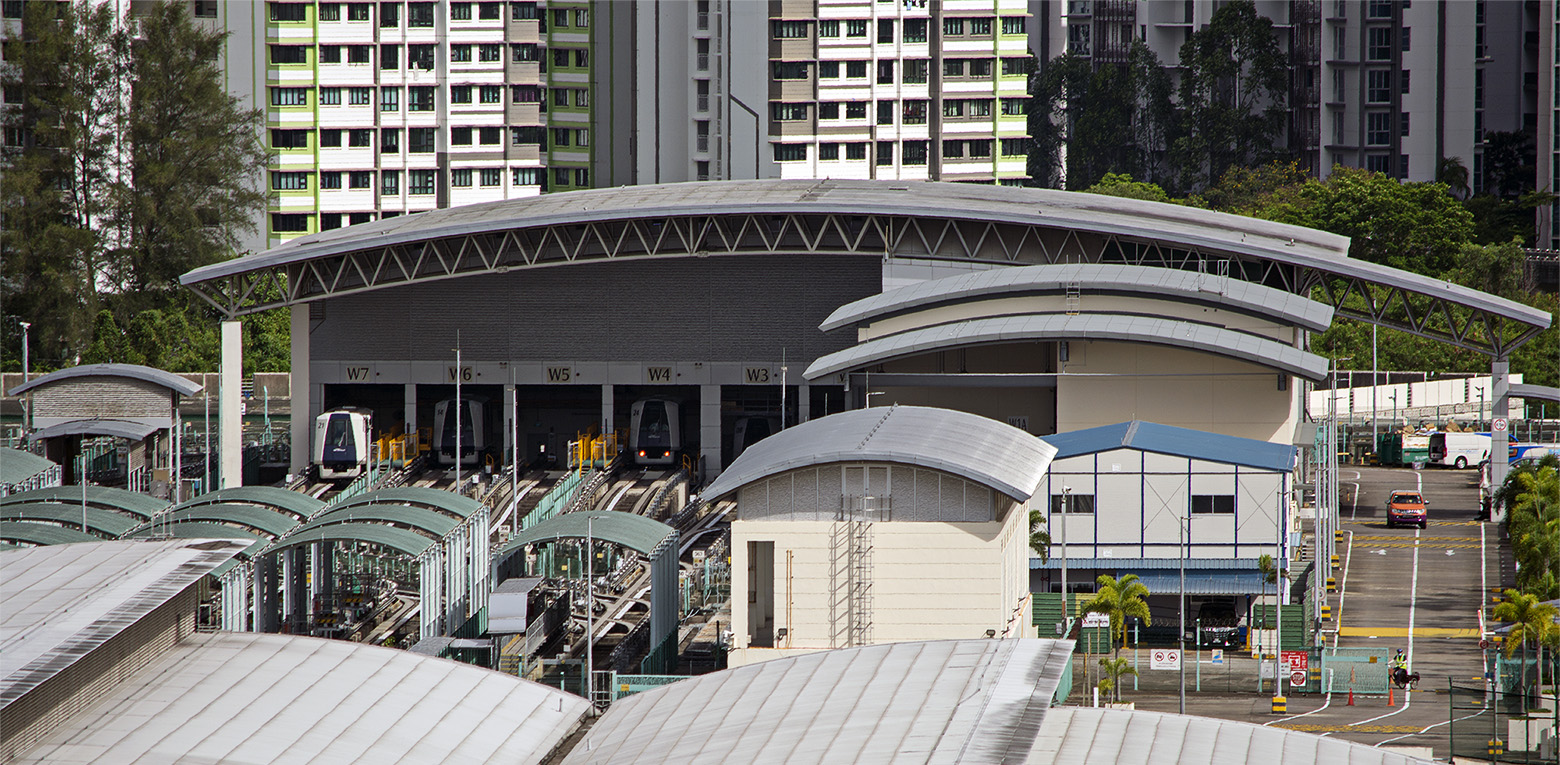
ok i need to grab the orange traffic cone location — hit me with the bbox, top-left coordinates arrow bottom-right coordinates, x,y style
1347,688 -> 1355,706
1387,687 -> 1395,707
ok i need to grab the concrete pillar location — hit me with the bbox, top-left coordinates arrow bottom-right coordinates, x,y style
701,384 -> 721,480
504,383 -> 516,462
220,320 -> 243,488
601,384 -> 614,435
404,383 -> 418,434
797,383 -> 811,425
1491,358 -> 1511,519
289,305 -> 310,475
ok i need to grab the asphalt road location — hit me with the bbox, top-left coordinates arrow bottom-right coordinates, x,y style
1128,464 -> 1496,760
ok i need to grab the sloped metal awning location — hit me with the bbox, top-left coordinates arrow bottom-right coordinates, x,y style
496,511 -> 674,559
7,363 -> 201,397
331,486 -> 485,520
31,419 -> 159,442
0,521 -> 98,547
1,486 -> 167,520
262,523 -> 437,558
127,503 -> 302,539
1,503 -> 143,538
1131,571 -> 1269,596
0,449 -> 55,488
172,486 -> 325,522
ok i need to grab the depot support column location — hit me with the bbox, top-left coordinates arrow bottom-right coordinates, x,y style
1490,358 -> 1510,519
220,319 -> 243,488
701,384 -> 721,480
289,305 -> 310,475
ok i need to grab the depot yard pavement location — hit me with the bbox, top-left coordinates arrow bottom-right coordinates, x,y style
1120,465 -> 1495,760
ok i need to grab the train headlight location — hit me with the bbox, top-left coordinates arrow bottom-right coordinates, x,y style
638,450 -> 646,457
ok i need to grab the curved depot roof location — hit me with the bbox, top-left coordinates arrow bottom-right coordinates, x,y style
31,419 -> 159,442
7,363 -> 201,397
174,486 -> 325,521
0,448 -> 55,488
562,639 -> 1074,765
263,523 -> 438,558
496,511 -> 676,560
2,485 -> 167,520
804,313 -> 1330,382
702,405 -> 1057,502
821,264 -> 1336,334
1044,421 -> 1298,473
278,504 -> 459,545
331,486 -> 485,519
0,521 -> 99,547
1513,383 -> 1560,405
129,503 -> 303,539
9,632 -> 587,765
1,503 -> 143,538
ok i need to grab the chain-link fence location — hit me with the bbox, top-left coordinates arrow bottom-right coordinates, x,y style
1448,683 -> 1560,763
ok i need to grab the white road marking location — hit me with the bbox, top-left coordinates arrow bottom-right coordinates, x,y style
1264,669 -> 1336,727
1349,525 -> 1421,726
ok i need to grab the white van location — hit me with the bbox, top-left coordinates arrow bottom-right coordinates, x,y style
1428,432 -> 1489,469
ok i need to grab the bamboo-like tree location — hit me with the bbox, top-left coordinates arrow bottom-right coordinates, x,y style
1098,656 -> 1138,703
1493,589 -> 1558,706
1082,574 -> 1152,662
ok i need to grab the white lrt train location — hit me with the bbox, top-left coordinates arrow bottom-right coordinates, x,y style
315,408 -> 373,480
433,396 -> 491,467
630,399 -> 682,466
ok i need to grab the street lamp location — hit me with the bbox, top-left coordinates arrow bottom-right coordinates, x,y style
1060,486 -> 1070,635
17,321 -> 30,435
585,513 -> 606,713
1475,384 -> 1486,431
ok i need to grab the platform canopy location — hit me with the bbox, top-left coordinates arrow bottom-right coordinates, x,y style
2,485 -> 167,521
0,449 -> 56,492
7,363 -> 201,398
495,510 -> 675,559
0,521 -> 98,548
173,486 -> 325,522
1,503 -> 143,538
330,486 -> 486,520
129,503 -> 303,539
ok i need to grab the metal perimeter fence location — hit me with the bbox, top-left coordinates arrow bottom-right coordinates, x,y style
1448,683 -> 1560,763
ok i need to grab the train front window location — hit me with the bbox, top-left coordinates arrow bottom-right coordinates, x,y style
443,402 -> 475,446
327,415 -> 351,448
640,402 -> 669,443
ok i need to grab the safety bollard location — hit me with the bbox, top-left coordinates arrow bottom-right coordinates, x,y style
1271,695 -> 1286,714
1488,739 -> 1504,756
1320,604 -> 1333,621
1387,687 -> 1394,706
1309,667 -> 1321,686
1326,577 -> 1337,593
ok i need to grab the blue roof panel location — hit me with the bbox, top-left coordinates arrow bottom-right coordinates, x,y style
1042,421 -> 1296,473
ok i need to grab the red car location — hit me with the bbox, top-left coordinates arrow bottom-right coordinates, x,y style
1386,491 -> 1428,529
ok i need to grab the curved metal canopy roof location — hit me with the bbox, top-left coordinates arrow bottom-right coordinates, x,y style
1512,383 -> 1560,405
703,405 -> 1058,503
129,504 -> 302,539
0,448 -> 55,488
263,523 -> 437,558
2,486 -> 166,520
7,363 -> 201,397
1,503 -> 143,538
282,504 -> 458,543
331,487 -> 484,519
804,313 -> 1330,382
179,179 -> 1548,357
173,486 -> 325,521
496,511 -> 675,560
820,263 -> 1336,333
31,419 -> 159,442
0,521 -> 99,547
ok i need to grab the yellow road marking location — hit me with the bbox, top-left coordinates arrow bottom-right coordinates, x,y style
1338,626 -> 1479,638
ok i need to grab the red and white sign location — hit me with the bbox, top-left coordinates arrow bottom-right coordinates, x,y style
1290,671 -> 1308,687
1493,417 -> 1509,433
1282,650 -> 1308,686
1150,649 -> 1181,671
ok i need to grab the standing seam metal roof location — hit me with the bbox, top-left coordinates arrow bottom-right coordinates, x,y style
6,363 -> 202,397
326,487 -> 484,519
820,264 -> 1336,333
1042,421 -> 1298,472
0,448 -> 56,488
496,511 -> 675,560
803,313 -> 1330,382
262,523 -> 437,558
129,504 -> 303,539
1,504 -> 142,538
0,521 -> 100,547
1,486 -> 167,520
701,405 -> 1057,502
173,486 -> 325,521
286,504 -> 459,542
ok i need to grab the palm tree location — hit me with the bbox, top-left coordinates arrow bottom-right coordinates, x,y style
1082,573 -> 1152,662
1098,656 -> 1138,703
1493,588 -> 1559,705
1029,508 -> 1050,562
1507,466 -> 1560,597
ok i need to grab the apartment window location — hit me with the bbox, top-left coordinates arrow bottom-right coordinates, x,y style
409,86 -> 435,111
481,44 -> 502,62
379,1 -> 399,26
270,2 -> 307,22
511,1 -> 537,20
970,17 -> 992,35
969,58 -> 993,77
1400,26 -> 1410,52
772,102 -> 809,121
1367,70 -> 1391,102
846,60 -> 867,79
845,142 -> 867,160
574,168 -> 589,186
903,18 -> 927,43
1366,154 -> 1391,173
1049,495 -> 1095,514
479,2 -> 499,19
553,49 -> 570,67
1001,16 -> 1024,35
902,141 -> 927,165
320,129 -> 343,147
846,19 -> 867,37
877,100 -> 895,125
1068,23 -> 1090,55
409,169 -> 435,195
320,87 -> 342,105
1191,495 -> 1235,515
1400,111 -> 1410,136
408,44 -> 434,70
480,85 -> 502,104
408,2 -> 433,26
877,60 -> 895,84
772,20 -> 809,39
1367,0 -> 1392,18
512,167 -> 539,185
349,212 -> 373,224
697,161 -> 710,181
451,85 -> 473,104
451,2 -> 470,20
512,85 -> 541,102
773,62 -> 810,80
381,44 -> 399,69
380,87 -> 399,111
574,8 -> 587,26
320,172 -> 343,189
1001,98 -> 1026,116
320,46 -> 342,64
271,171 -> 310,190
845,102 -> 866,119
409,127 -> 435,153
348,3 -> 371,20
1367,28 -> 1391,60
513,43 -> 538,62
511,126 -> 541,145
819,19 -> 839,37
554,168 -> 571,186
1001,137 -> 1027,156
1399,154 -> 1409,176
575,89 -> 589,107
943,100 -> 964,117
697,38 -> 710,71
350,171 -> 374,188
875,141 -> 893,165
382,170 -> 400,193
1400,69 -> 1410,94
902,100 -> 927,124
1001,57 -> 1031,76
553,88 -> 569,107
968,139 -> 992,157
452,127 -> 473,145
480,127 -> 501,144
944,59 -> 964,77
348,45 -> 371,63
272,213 -> 310,232
944,18 -> 964,36
349,87 -> 372,105
576,129 -> 589,146
552,128 -> 571,147
575,49 -> 589,67
196,1 -> 222,18
272,129 -> 309,149
552,8 -> 568,26
968,99 -> 992,117
773,143 -> 807,162
904,59 -> 928,84
1366,112 -> 1391,145
820,142 -> 840,160
381,128 -> 400,153
270,87 -> 308,106
819,102 -> 840,120
349,129 -> 373,147
943,139 -> 964,158
877,19 -> 894,43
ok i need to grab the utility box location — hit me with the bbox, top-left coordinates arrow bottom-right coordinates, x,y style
489,577 -> 544,634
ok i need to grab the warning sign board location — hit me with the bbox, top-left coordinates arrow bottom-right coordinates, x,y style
1282,651 -> 1308,686
1151,649 -> 1181,671
1494,417 -> 1508,433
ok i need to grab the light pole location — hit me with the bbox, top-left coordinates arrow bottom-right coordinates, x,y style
1475,384 -> 1486,431
17,320 -> 30,436
453,335 -> 462,489
1371,324 -> 1378,457
1179,514 -> 1187,715
585,513 -> 605,714
1060,486 -> 1070,635
1390,390 -> 1398,430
